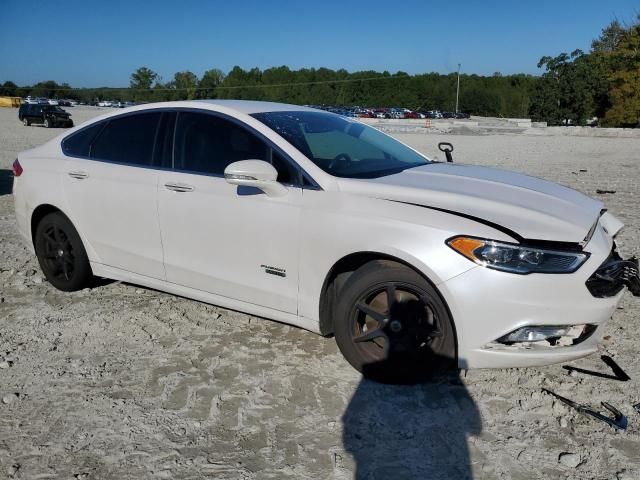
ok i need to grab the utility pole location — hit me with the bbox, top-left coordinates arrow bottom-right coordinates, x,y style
455,63 -> 461,114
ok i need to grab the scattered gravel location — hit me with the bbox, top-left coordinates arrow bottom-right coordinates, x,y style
0,106 -> 638,479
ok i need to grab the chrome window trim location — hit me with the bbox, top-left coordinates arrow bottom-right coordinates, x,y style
61,107 -> 322,191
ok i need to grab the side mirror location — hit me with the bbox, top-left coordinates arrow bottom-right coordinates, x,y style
224,160 -> 287,197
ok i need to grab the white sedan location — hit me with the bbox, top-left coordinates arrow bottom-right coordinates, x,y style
12,100 -> 639,383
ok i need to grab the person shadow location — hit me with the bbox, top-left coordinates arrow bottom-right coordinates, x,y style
342,351 -> 481,479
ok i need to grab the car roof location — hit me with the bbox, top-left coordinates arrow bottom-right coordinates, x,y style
191,100 -> 319,114
66,100 -> 324,131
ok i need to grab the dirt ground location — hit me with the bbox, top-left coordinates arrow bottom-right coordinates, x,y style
0,106 -> 639,480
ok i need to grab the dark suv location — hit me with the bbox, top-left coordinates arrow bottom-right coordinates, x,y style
18,104 -> 73,128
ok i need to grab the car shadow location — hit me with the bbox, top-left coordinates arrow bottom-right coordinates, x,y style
0,169 -> 13,196
342,353 -> 481,479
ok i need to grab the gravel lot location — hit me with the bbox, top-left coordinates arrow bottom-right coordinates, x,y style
0,106 -> 639,480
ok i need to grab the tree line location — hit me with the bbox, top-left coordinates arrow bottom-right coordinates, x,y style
530,18 -> 640,127
1,18 -> 637,126
0,68 -> 536,118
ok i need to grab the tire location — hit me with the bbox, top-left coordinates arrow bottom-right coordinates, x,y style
23,117 -> 30,126
67,120 -> 74,128
334,260 -> 456,384
44,118 -> 51,128
34,212 -> 93,291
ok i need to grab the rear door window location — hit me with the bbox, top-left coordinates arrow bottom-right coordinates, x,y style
91,112 -> 162,166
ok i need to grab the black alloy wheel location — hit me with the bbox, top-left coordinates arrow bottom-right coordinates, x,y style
334,260 -> 456,384
34,212 -> 93,291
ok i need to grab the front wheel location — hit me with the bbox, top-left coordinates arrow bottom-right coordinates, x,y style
334,260 -> 456,384
34,212 -> 93,291
44,118 -> 51,128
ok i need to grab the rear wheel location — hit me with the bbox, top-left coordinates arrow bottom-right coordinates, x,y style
44,118 -> 51,128
23,117 -> 30,126
334,260 -> 456,384
34,212 -> 93,291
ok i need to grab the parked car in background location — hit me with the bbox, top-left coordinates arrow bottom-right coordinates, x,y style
48,99 -> 59,106
18,103 -> 73,128
12,100 -> 639,383
421,111 -> 441,119
97,101 -> 113,107
455,112 -> 471,119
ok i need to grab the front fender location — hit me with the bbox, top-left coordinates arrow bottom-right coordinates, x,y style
297,190 -> 512,324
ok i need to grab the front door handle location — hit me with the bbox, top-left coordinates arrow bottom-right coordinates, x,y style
164,182 -> 194,193
68,171 -> 89,180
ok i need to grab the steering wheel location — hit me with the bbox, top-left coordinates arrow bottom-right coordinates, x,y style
328,153 -> 352,170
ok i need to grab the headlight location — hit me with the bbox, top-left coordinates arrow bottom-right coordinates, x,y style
447,236 -> 589,274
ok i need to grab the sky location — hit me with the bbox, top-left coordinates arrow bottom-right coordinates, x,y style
1,0 -> 638,87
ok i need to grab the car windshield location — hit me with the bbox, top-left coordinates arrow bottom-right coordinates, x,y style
252,110 -> 431,178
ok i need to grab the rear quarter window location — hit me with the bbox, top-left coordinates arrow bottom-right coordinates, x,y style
62,122 -> 105,158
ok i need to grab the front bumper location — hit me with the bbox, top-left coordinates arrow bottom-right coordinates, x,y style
441,265 -> 625,369
50,117 -> 71,125
586,252 -> 640,298
438,225 -> 632,369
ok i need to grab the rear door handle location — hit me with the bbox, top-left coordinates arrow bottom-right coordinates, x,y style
164,182 -> 194,193
68,171 -> 89,180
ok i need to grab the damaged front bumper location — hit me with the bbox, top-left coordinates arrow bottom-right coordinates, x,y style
493,324 -> 597,349
586,251 -> 640,298
440,227 -> 633,369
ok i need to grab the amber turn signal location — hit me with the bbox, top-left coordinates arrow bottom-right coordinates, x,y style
447,237 -> 485,261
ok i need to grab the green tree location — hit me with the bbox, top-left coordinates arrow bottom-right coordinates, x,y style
30,80 -> 62,99
529,50 -> 596,125
129,67 -> 158,101
0,80 -> 18,96
461,87 -> 501,116
591,20 -> 626,53
603,23 -> 640,126
197,68 -> 225,99
172,70 -> 199,100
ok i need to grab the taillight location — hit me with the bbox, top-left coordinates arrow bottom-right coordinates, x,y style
12,159 -> 23,177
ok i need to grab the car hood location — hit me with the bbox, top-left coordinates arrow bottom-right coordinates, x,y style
338,163 -> 603,243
